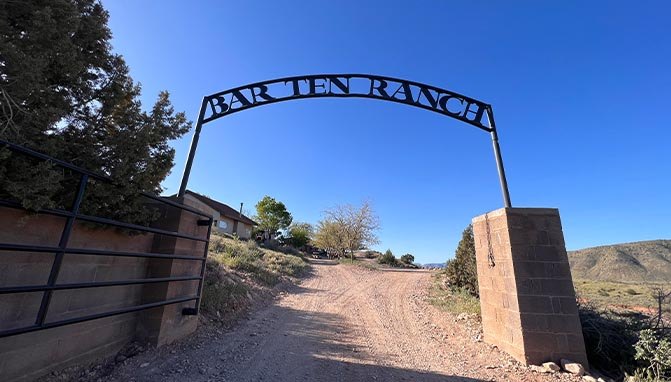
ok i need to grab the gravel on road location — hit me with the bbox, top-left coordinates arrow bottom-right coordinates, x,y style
44,260 -> 583,382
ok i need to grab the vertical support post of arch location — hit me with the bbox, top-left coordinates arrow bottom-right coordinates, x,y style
178,100 -> 207,198
486,106 -> 512,208
472,208 -> 588,367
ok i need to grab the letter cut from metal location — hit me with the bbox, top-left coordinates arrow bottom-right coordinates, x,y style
177,74 -> 512,209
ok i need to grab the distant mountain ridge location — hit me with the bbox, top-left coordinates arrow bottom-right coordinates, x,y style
421,263 -> 446,269
568,239 -> 671,282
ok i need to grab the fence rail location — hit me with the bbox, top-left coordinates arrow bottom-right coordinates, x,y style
0,138 -> 213,339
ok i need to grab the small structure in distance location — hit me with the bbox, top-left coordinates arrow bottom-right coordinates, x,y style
179,190 -> 257,239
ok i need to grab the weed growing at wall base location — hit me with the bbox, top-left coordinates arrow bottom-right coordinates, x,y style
428,273 -> 481,316
202,261 -> 251,315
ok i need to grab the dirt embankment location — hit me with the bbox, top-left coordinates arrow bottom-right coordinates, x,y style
42,260 -> 584,382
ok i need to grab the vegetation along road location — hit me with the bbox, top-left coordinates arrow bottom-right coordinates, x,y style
75,260 -> 581,382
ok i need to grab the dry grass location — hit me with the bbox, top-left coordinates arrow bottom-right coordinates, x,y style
201,263 -> 251,315
575,279 -> 671,316
337,257 -> 380,270
573,280 -> 671,380
201,235 -> 309,316
428,273 -> 481,316
208,235 -> 309,286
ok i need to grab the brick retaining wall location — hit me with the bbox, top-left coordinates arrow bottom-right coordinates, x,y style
0,198 -> 207,381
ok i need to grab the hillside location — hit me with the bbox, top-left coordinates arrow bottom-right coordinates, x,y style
568,239 -> 671,282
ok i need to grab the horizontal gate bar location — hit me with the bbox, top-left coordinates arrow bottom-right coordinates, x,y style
0,295 -> 198,339
0,200 -> 209,243
67,214 -> 210,243
1,139 -> 213,339
0,276 -> 202,294
140,192 -> 212,218
0,243 -> 207,261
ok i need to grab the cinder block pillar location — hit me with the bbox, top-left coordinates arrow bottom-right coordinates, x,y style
472,208 -> 588,367
136,198 -> 208,346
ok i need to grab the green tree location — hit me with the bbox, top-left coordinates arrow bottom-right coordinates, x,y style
400,253 -> 415,264
255,196 -> 293,235
313,201 -> 380,262
287,222 -> 313,248
313,219 -> 345,258
378,249 -> 397,266
444,225 -> 479,296
0,0 -> 190,224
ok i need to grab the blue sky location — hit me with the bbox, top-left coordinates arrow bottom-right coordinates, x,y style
104,1 -> 670,264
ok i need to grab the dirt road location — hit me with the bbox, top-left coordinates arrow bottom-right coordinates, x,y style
78,261 -> 577,382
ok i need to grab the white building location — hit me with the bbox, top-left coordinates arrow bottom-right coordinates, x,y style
182,190 -> 257,239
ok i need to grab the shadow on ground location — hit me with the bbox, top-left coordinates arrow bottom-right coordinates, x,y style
249,306 -> 486,382
38,264 -> 489,382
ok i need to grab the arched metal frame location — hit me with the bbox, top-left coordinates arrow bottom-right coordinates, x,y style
178,74 -> 511,207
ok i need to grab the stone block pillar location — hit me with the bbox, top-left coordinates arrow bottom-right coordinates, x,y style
472,208 -> 588,367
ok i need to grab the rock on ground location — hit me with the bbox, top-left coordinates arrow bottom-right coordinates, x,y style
562,359 -> 586,376
543,362 -> 561,372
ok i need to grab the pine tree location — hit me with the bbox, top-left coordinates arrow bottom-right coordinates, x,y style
0,0 -> 191,224
445,225 -> 479,296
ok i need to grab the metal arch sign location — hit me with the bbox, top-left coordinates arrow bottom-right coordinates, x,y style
178,74 -> 511,208
200,74 -> 493,132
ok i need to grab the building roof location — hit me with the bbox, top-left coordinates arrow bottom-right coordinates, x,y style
184,190 -> 258,226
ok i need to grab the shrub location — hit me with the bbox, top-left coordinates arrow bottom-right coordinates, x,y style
338,258 -> 379,270
201,260 -> 250,315
263,250 -> 309,278
626,288 -> 640,296
208,234 -> 308,286
444,225 -> 478,297
400,253 -> 415,264
631,329 -> 671,381
579,304 -> 651,379
364,251 -> 380,259
260,239 -> 304,257
428,273 -> 481,315
427,225 -> 481,315
377,249 -> 398,266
